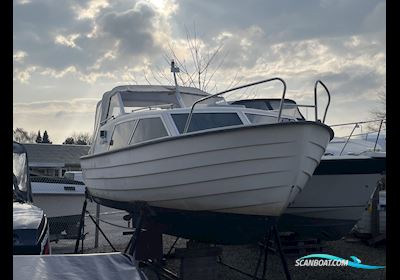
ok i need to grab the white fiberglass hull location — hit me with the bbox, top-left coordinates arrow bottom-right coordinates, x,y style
280,154 -> 386,239
31,182 -> 86,218
286,173 -> 381,220
81,122 -> 332,217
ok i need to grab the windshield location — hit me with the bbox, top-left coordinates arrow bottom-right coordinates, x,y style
268,100 -> 305,120
172,112 -> 243,133
13,153 -> 28,193
13,142 -> 32,202
232,99 -> 305,120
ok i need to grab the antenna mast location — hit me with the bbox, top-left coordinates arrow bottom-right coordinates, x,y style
171,60 -> 186,107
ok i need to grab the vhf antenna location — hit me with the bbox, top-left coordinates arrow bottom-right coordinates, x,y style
171,60 -> 186,107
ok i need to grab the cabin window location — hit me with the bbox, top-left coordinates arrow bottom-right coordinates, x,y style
130,117 -> 168,144
107,94 -> 123,119
268,100 -> 304,120
171,113 -> 243,133
233,100 -> 272,110
233,100 -> 305,120
109,121 -> 136,150
246,113 -> 277,124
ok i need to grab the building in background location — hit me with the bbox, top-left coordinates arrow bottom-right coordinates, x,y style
24,143 -> 90,177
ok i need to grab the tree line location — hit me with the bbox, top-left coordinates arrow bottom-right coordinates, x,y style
13,128 -> 92,145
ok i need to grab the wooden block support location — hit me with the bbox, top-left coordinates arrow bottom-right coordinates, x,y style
134,221 -> 163,261
175,245 -> 222,280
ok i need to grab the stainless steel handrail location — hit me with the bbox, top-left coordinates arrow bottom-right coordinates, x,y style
330,118 -> 386,127
336,118 -> 386,155
183,77 -> 287,133
334,128 -> 385,139
339,123 -> 359,156
314,80 -> 331,123
374,119 -> 385,152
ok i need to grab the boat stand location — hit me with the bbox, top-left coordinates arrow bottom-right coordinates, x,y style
258,224 -> 292,280
74,190 -> 117,254
124,202 -> 148,256
74,196 -> 292,280
218,223 -> 292,280
123,203 -> 181,280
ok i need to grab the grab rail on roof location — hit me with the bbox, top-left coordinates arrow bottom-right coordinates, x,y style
183,78 -> 287,133
314,80 -> 331,123
283,80 -> 331,123
183,78 -> 332,133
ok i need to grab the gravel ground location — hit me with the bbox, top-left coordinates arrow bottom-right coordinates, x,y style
149,236 -> 385,280
51,203 -> 386,280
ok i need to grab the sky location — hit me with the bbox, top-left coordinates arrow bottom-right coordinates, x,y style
13,0 -> 386,144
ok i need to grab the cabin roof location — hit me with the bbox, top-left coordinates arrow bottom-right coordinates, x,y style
23,143 -> 90,168
106,85 -> 209,95
98,85 -> 222,125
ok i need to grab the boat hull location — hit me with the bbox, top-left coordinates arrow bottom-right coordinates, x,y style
279,156 -> 386,240
82,122 -> 332,217
30,180 -> 86,236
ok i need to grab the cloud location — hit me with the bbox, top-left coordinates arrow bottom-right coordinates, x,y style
13,0 -> 386,142
97,4 -> 159,56
13,50 -> 28,62
13,98 -> 101,143
54,34 -> 81,48
12,0 -> 181,89
13,98 -> 99,115
174,0 -> 384,42
73,0 -> 110,20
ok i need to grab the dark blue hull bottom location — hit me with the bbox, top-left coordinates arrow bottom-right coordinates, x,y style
91,195 -> 276,245
91,196 -> 357,244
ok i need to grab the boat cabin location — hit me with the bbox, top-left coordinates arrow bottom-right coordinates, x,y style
90,86 -> 299,154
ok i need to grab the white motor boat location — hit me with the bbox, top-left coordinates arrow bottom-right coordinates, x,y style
232,98 -> 386,240
81,76 -> 333,244
30,175 -> 86,239
282,152 -> 385,240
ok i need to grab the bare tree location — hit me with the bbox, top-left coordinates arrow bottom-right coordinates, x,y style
146,24 -> 229,92
367,88 -> 386,132
63,132 -> 92,145
13,128 -> 37,143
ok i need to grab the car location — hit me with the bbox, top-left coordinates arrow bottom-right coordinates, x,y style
13,141 -> 51,255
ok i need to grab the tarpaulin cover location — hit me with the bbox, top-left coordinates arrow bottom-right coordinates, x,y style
13,253 -> 147,280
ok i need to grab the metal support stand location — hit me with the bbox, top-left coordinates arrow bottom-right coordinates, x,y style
123,203 -> 150,257
94,203 -> 101,248
218,222 -> 292,280
74,190 -> 117,254
259,226 -> 274,279
165,237 -> 180,258
86,211 -> 117,252
253,224 -> 291,280
272,225 -> 292,280
74,197 -> 87,254
129,207 -> 145,256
